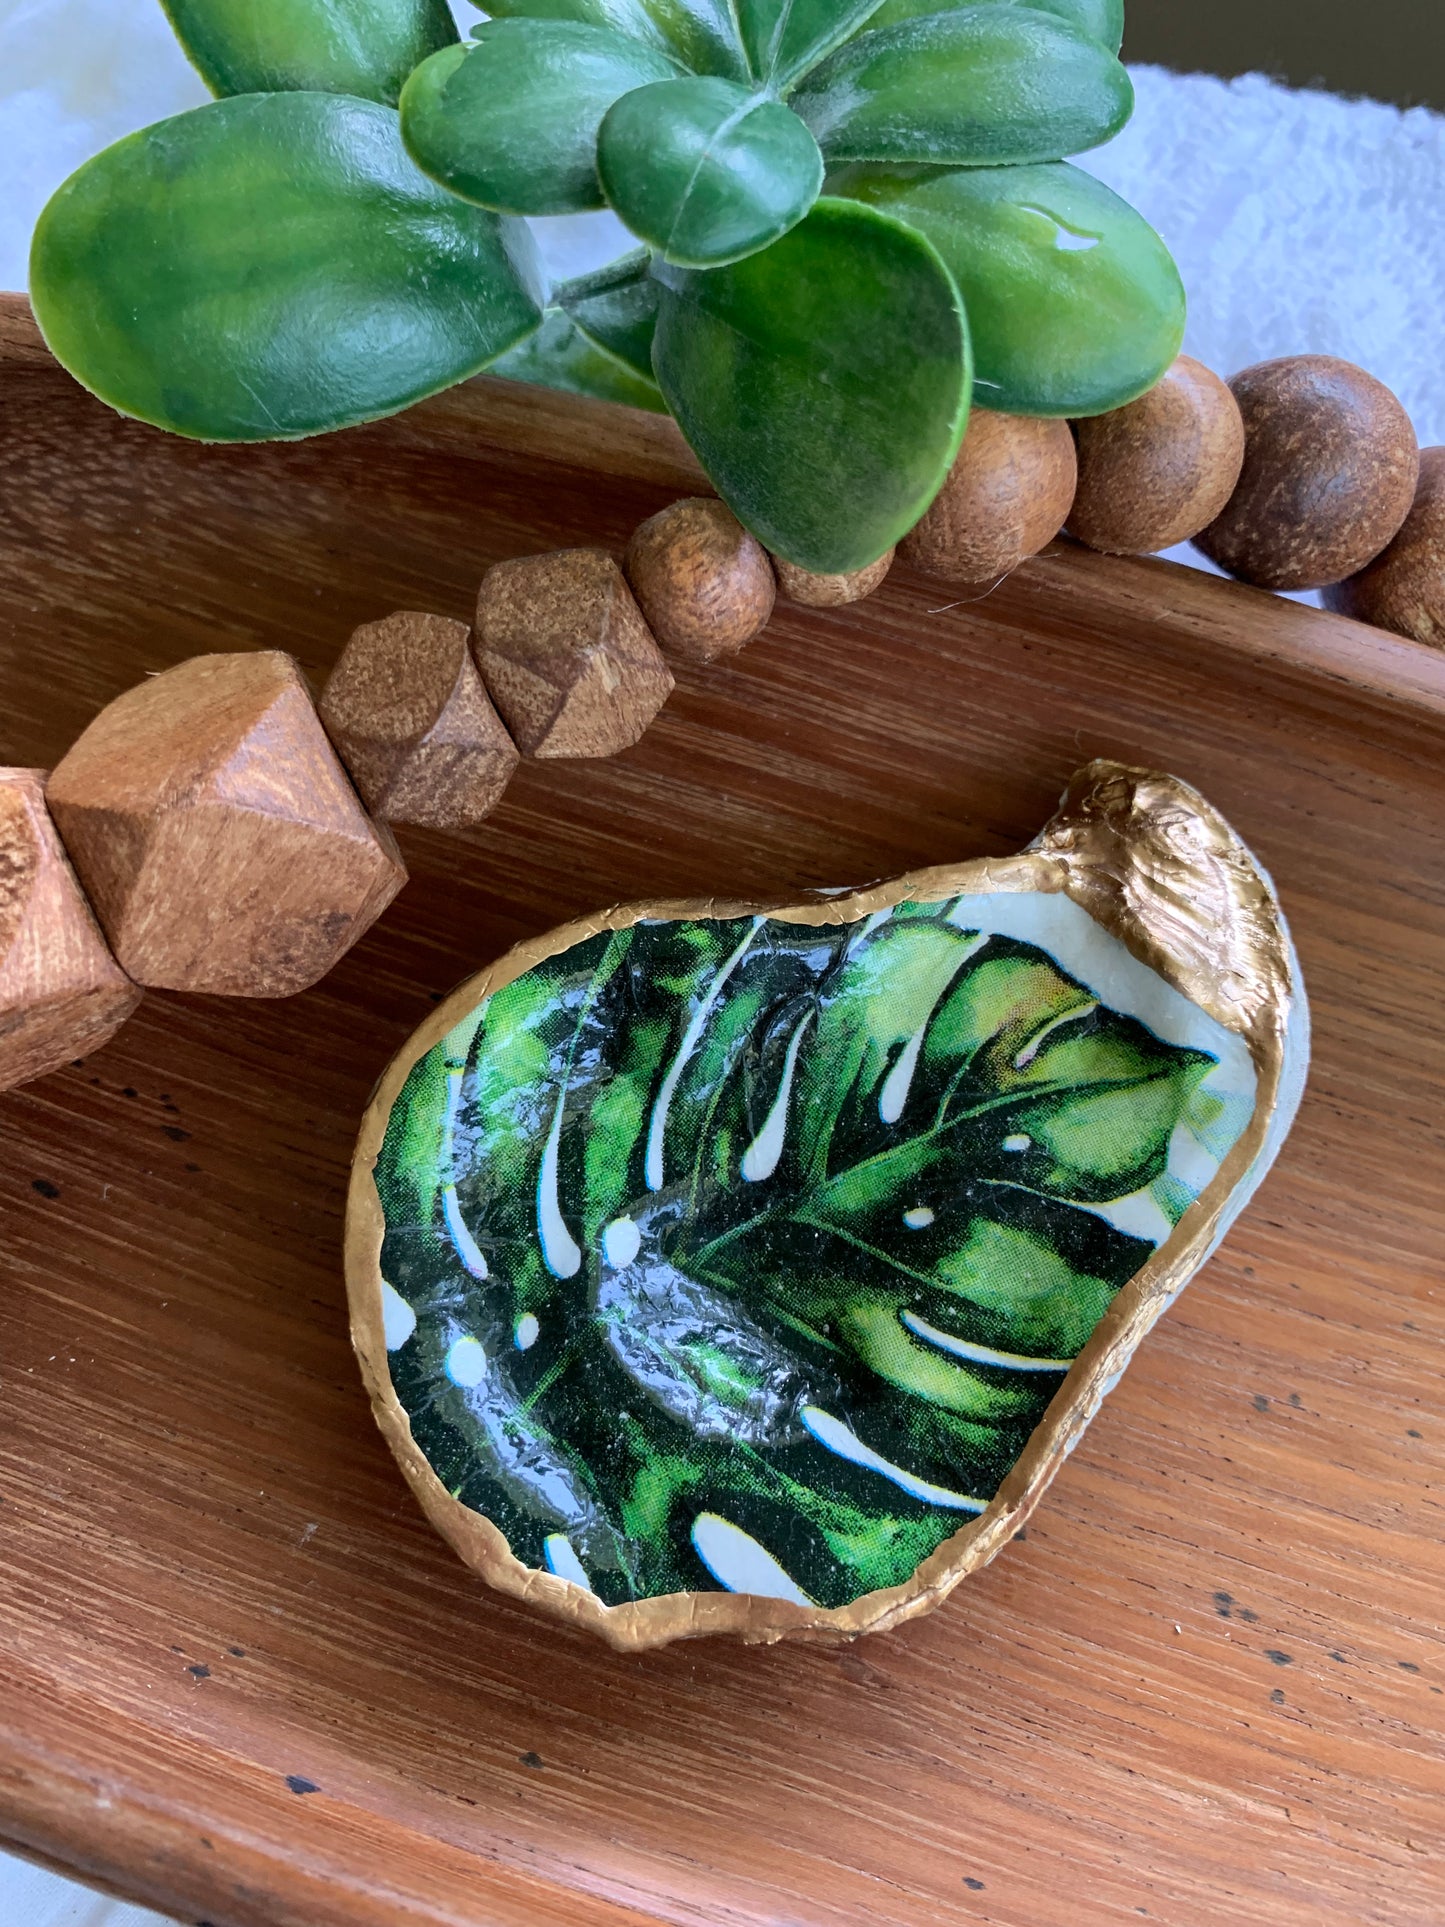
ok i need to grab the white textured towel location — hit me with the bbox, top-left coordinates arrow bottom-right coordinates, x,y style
0,13 -> 1440,1925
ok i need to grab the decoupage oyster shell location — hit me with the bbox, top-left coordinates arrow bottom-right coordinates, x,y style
345,762 -> 1308,1649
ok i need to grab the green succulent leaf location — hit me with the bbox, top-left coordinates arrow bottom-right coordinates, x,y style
651,197 -> 970,570
490,307 -> 668,410
734,0 -> 888,86
29,93 -> 544,441
598,79 -> 824,267
834,160 -> 1186,415
791,8 -> 1133,165
555,249 -> 660,382
160,0 -> 459,104
864,0 -> 1123,54
480,0 -> 749,78
400,22 -> 681,215
375,899 -> 1237,1608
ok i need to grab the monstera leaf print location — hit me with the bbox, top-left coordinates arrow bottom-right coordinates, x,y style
375,899 -> 1245,1609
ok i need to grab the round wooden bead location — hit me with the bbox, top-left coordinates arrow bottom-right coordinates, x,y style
1193,355 -> 1419,591
624,498 -> 776,663
900,410 -> 1076,586
1068,356 -> 1245,555
1322,447 -> 1445,646
772,549 -> 894,607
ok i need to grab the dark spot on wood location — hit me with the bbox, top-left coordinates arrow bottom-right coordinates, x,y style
963,1877 -> 985,1890
1403,1320 -> 1418,1331
164,1125 -> 192,1141
188,1663 -> 211,1679
285,1775 -> 320,1795
518,1751 -> 544,1770
1014,1524 -> 1027,1541
1270,1688 -> 1285,1704
1330,1651 -> 1347,1662
31,1178 -> 60,1199
1238,1607 -> 1259,1624
122,1087 -> 138,1098
1252,1393 -> 1269,1411
1265,1650 -> 1293,1666
228,1646 -> 246,1657
199,1837 -> 214,1850
185,1162 -> 202,1173
1399,1660 -> 1420,1672
1288,1392 -> 1303,1407
1407,1428 -> 1422,1438
429,990 -> 445,1003
1213,1591 -> 1232,1616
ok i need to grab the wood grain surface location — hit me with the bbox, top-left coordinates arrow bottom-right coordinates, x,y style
1,293 -> 1442,1927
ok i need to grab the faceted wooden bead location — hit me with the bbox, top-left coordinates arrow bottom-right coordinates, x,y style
0,769 -> 141,1091
624,498 -> 775,663
1323,447 -> 1445,646
1194,355 -> 1419,591
772,549 -> 894,607
1068,356 -> 1246,555
319,611 -> 519,828
474,548 -> 674,758
900,410 -> 1076,586
47,651 -> 406,997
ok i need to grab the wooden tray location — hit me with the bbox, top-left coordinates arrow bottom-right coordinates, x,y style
2,291 -> 1442,1927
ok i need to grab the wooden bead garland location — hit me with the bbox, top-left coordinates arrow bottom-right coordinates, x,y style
318,612 -> 518,828
47,651 -> 407,998
1323,446 -> 1445,646
474,549 -> 674,759
624,498 -> 775,661
0,769 -> 141,1090
1192,355 -> 1419,591
900,410 -> 1076,587
4,342 -> 1440,1099
1068,356 -> 1245,556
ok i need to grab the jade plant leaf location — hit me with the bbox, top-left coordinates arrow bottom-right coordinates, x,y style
400,23 -> 682,215
29,94 -> 544,441
790,9 -> 1133,165
488,307 -> 668,410
865,0 -> 1124,53
733,0 -> 887,86
597,78 -> 824,266
833,160 -> 1186,414
371,891 -> 1254,1611
650,197 -> 971,571
555,250 -> 660,382
160,0 -> 459,104
481,0 -> 749,79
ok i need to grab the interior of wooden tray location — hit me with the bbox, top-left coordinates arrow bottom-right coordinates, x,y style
2,295 -> 1443,1927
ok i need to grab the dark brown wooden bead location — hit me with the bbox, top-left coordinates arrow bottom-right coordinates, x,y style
1068,356 -> 1246,555
1322,447 -> 1445,646
624,499 -> 775,663
47,652 -> 406,997
474,549 -> 674,758
772,549 -> 894,607
900,410 -> 1077,586
0,768 -> 141,1091
319,612 -> 519,828
1194,355 -> 1419,591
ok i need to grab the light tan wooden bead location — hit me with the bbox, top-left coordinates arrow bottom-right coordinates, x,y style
1322,447 -> 1445,646
474,548 -> 674,758
900,410 -> 1077,586
1068,356 -> 1246,555
1194,355 -> 1419,591
772,549 -> 894,607
624,499 -> 775,663
0,769 -> 141,1091
47,651 -> 406,997
319,611 -> 519,828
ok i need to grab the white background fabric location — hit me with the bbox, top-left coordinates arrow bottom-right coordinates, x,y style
0,3 -> 1440,1919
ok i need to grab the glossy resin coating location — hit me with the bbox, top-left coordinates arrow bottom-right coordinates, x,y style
347,764 -> 1308,1647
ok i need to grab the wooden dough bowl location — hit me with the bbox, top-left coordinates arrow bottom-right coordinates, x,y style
1,292 -> 1442,1927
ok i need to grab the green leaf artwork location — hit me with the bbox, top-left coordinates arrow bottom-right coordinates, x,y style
372,890 -> 1258,1611
32,0 -> 1184,569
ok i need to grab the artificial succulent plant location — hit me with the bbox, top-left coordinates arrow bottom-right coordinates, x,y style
29,0 -> 1184,572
